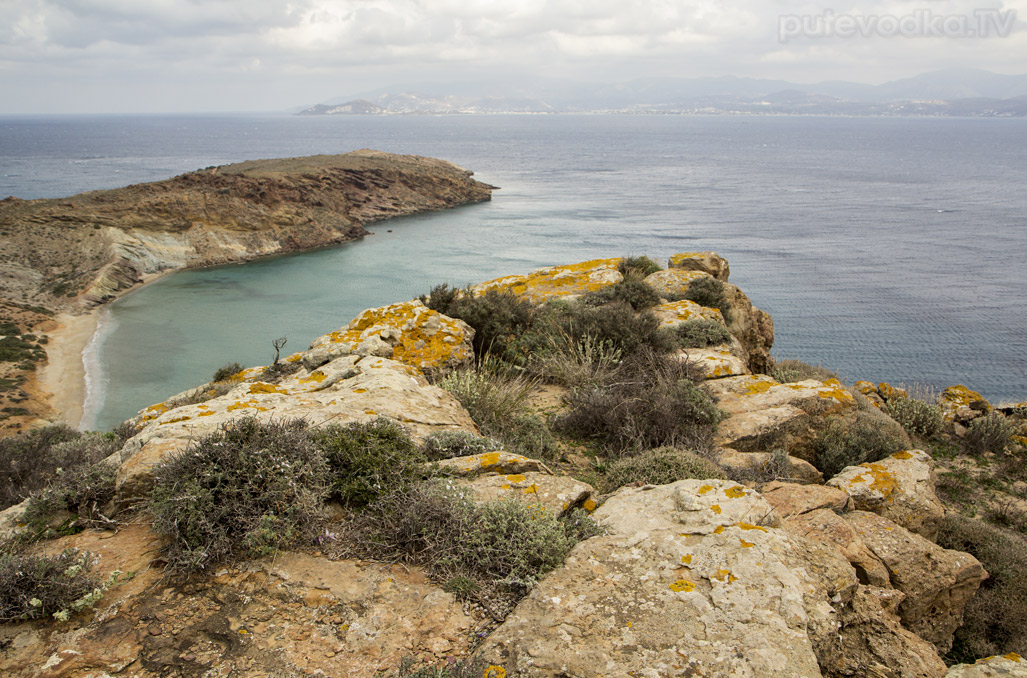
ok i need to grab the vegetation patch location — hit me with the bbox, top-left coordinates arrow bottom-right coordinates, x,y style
376,656 -> 490,678
524,331 -> 622,388
212,362 -> 245,382
964,413 -> 1014,455
886,396 -> 944,439
600,446 -> 726,492
674,276 -> 732,323
421,430 -> 502,461
21,462 -> 117,540
581,279 -> 662,311
770,359 -> 838,384
0,549 -> 104,623
617,256 -> 662,280
813,412 -> 908,478
675,319 -> 732,348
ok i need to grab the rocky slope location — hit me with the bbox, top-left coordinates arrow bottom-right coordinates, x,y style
0,254 -> 1023,678
0,150 -> 494,432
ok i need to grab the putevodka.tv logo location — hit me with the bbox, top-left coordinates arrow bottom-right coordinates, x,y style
779,8 -> 1018,42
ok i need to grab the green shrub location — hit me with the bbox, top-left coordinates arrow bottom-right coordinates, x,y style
813,413 -> 908,478
618,256 -> 662,280
964,413 -> 1014,455
310,418 -> 427,507
557,348 -> 722,455
601,447 -> 726,492
376,656 -> 490,678
420,282 -> 462,315
676,319 -> 732,348
527,302 -> 677,361
0,427 -> 120,511
770,359 -> 838,383
427,287 -> 538,363
149,418 -> 328,572
581,280 -> 662,311
212,362 -> 245,382
886,396 -> 944,438
722,449 -> 793,485
0,549 -> 102,622
935,514 -> 1027,663
525,331 -> 622,387
342,481 -> 602,617
422,430 -> 502,460
22,462 -> 117,539
439,361 -> 559,460
679,276 -> 732,323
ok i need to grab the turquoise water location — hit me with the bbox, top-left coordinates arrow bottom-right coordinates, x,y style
2,114 -> 1025,427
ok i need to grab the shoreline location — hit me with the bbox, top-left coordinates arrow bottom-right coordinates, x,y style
40,312 -> 99,430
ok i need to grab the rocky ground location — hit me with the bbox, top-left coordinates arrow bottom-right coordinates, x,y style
0,150 -> 494,433
1,253 -> 1025,677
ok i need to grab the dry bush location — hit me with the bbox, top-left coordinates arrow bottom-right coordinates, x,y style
601,446 -> 726,492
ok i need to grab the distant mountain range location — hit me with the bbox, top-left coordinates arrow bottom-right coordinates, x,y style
296,68 -> 1027,117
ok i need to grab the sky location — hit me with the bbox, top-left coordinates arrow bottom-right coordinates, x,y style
1,0 -> 1025,114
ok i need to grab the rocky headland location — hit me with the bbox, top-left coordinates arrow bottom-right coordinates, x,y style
1,253 -> 1025,677
0,150 -> 494,432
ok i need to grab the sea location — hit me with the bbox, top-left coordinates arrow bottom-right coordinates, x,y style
0,113 -> 1024,431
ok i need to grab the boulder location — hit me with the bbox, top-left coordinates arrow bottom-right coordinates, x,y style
828,450 -> 944,540
669,251 -> 731,281
651,298 -> 726,327
722,282 -> 775,374
433,452 -> 552,477
455,472 -> 595,518
681,344 -> 751,380
947,655 -> 1027,677
717,449 -> 824,485
940,385 -> 992,421
643,268 -> 709,298
782,508 -> 891,588
844,511 -> 986,653
471,258 -> 623,303
761,482 -> 851,518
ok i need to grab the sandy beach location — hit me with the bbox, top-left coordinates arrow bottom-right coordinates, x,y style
40,311 -> 99,429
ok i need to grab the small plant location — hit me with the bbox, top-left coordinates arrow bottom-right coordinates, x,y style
964,413 -> 1014,455
581,280 -> 662,311
426,287 -> 538,363
723,449 -> 793,485
676,319 -> 732,348
271,337 -> 287,365
886,396 -> 944,439
813,413 -> 908,479
310,417 -> 428,507
526,331 -> 622,387
212,362 -> 245,382
422,430 -> 502,461
557,348 -> 722,455
601,447 -> 726,492
0,549 -> 103,622
680,276 -> 732,323
149,418 -> 328,572
22,462 -> 117,539
770,359 -> 838,384
618,256 -> 662,280
375,655 -> 491,678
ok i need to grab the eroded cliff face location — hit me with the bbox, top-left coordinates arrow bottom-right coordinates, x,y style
0,150 -> 493,432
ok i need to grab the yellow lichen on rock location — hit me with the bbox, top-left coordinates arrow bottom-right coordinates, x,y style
670,579 -> 696,593
877,382 -> 908,401
471,258 -> 623,303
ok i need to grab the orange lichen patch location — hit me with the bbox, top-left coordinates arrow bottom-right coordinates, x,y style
626,621 -> 633,628
670,579 -> 696,593
1013,436 -> 1027,448
744,379 -> 774,395
479,452 -> 502,468
352,388 -> 368,394
724,486 -> 747,499
740,539 -> 755,548
713,525 -> 725,534
475,258 -> 624,302
850,463 -> 897,500
523,484 -> 539,495
505,474 -> 527,483
681,554 -> 693,565
737,522 -> 768,532
298,371 -> 328,384
500,484 -> 511,490
227,399 -> 269,412
583,498 -> 598,513
712,569 -> 737,584
891,450 -> 914,460
817,378 -> 855,404
198,411 -> 216,417
710,504 -> 722,515
285,353 -> 303,363
1005,653 -> 1022,662
941,384 -> 989,409
249,382 -> 288,395
140,402 -> 171,422
877,382 -> 908,401
853,381 -> 879,396
484,666 -> 507,678
697,485 -> 714,496
364,409 -> 376,415
160,415 -> 191,425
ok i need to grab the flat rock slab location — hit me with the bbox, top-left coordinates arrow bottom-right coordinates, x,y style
761,482 -> 851,518
717,449 -> 823,485
845,510 -> 986,653
471,258 -> 623,303
681,346 -> 750,379
828,450 -> 944,540
643,269 -> 709,298
948,655 -> 1027,677
669,251 -> 731,281
456,472 -> 594,517
434,452 -> 551,477
651,299 -> 725,328
783,508 -> 891,588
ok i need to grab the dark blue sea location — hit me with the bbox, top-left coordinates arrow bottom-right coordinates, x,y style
1,113 -> 1024,429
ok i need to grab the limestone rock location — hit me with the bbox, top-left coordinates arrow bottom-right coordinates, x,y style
828,450 -> 944,540
947,655 -> 1027,677
471,258 -> 623,303
681,344 -> 751,380
309,300 -> 474,374
718,449 -> 824,485
940,385 -> 992,420
826,585 -> 948,678
761,482 -> 851,519
480,479 -> 844,677
0,497 -> 29,540
651,298 -> 725,327
844,511 -> 986,653
456,472 -> 594,517
669,251 -> 731,281
707,376 -> 857,460
643,268 -> 709,298
783,508 -> 891,588
722,282 -> 775,374
433,452 -> 552,477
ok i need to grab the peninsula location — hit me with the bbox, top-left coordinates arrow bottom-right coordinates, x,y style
0,150 -> 494,432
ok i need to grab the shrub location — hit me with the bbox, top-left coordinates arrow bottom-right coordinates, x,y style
680,276 -> 732,323
429,287 -> 538,363
342,481 -> 602,618
310,418 -> 427,507
813,412 -> 908,478
557,348 -> 722,455
149,418 -> 328,572
676,319 -> 732,348
376,656 -> 491,678
722,449 -> 793,485
964,413 -> 1014,455
581,280 -> 662,311
525,331 -> 622,387
0,549 -> 102,622
419,282 -> 462,315
212,362 -> 245,382
886,396 -> 944,438
21,462 -> 117,539
935,514 -> 1027,663
601,446 -> 726,492
0,427 -> 120,511
422,430 -> 502,461
770,359 -> 838,383
618,256 -> 662,280
531,302 -> 677,360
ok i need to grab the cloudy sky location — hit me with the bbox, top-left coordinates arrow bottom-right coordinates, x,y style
1,0 -> 1025,114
